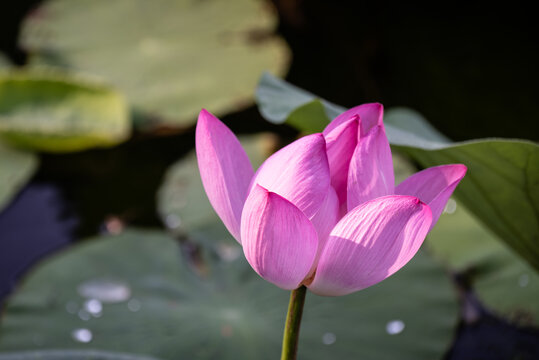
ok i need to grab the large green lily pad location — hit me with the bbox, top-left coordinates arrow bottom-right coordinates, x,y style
21,0 -> 289,129
0,229 -> 458,360
427,200 -> 539,325
0,350 -> 163,360
256,73 -> 539,272
0,70 -> 130,152
0,141 -> 38,211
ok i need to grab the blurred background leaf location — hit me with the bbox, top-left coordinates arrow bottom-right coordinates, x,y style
0,141 -> 37,211
256,72 -> 342,126
0,54 -> 10,69
0,229 -> 458,360
384,109 -> 539,273
0,70 -> 130,152
20,0 -> 289,130
427,199 -> 539,326
256,73 -> 539,272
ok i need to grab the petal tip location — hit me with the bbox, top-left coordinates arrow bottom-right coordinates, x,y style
455,164 -> 468,176
198,108 -> 212,120
196,108 -> 219,132
299,132 -> 327,150
444,164 -> 467,192
311,132 -> 326,142
411,195 -> 430,208
437,163 -> 468,183
362,101 -> 384,115
393,195 -> 432,220
367,102 -> 383,109
400,194 -> 429,207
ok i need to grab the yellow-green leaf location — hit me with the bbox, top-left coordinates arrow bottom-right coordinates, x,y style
0,70 -> 130,152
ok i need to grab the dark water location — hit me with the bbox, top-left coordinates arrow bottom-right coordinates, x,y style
448,312 -> 539,360
0,181 -> 76,301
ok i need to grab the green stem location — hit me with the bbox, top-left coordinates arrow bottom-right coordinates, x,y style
280,285 -> 307,360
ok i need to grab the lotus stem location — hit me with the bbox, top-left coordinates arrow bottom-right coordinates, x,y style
280,285 -> 307,360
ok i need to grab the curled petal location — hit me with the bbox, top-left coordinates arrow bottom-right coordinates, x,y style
249,133 -> 330,218
395,164 -> 467,229
323,103 -> 384,137
325,118 -> 359,205
196,109 -> 254,242
241,185 -> 318,290
308,195 -> 432,296
347,125 -> 394,210
309,186 -> 340,275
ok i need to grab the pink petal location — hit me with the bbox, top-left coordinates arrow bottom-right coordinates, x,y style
241,185 -> 318,290
395,164 -> 467,229
347,125 -> 394,211
196,109 -> 254,243
249,133 -> 330,218
325,117 -> 359,205
308,195 -> 432,296
309,186 -> 340,275
323,103 -> 384,137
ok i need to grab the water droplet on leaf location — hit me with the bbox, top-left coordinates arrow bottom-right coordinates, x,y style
65,301 -> 78,314
127,298 -> 142,312
519,274 -> 529,287
322,332 -> 336,345
72,328 -> 92,343
84,299 -> 103,316
386,320 -> 405,335
443,198 -> 457,214
78,309 -> 91,321
78,279 -> 131,303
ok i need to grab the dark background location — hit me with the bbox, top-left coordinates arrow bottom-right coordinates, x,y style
2,1 -> 539,141
1,1 -> 538,359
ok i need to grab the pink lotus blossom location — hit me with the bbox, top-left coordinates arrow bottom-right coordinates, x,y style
196,104 -> 466,296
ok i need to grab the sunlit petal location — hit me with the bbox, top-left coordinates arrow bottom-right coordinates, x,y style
309,186 -> 340,275
395,164 -> 467,228
249,133 -> 330,218
309,195 -> 432,296
196,109 -> 254,242
325,118 -> 359,205
323,102 -> 384,136
241,185 -> 318,290
347,125 -> 394,210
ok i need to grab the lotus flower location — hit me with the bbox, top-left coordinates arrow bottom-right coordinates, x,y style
196,104 -> 466,296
